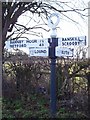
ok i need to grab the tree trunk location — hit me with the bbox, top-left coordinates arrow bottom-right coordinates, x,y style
0,2 -> 2,120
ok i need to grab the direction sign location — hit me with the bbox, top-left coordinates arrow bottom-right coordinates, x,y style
5,39 -> 49,49
29,47 -> 73,57
58,36 -> 86,46
29,47 -> 48,57
5,36 -> 87,50
56,47 -> 74,57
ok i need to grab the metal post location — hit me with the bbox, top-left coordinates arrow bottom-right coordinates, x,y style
48,37 -> 58,118
50,49 -> 56,117
48,12 -> 60,118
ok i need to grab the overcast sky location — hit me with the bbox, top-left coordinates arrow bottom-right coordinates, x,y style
45,0 -> 89,38
16,0 -> 90,39
57,0 -> 89,38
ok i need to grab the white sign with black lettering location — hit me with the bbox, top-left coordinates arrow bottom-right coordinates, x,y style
58,36 -> 86,46
56,47 -> 74,57
29,47 -> 48,57
5,39 -> 49,49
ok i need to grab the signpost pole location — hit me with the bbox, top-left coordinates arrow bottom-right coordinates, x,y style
50,57 -> 56,117
49,37 -> 58,118
48,12 -> 60,117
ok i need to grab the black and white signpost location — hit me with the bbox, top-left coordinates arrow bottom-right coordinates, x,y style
5,12 -> 87,118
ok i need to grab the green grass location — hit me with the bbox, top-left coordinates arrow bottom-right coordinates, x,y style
2,94 -> 88,119
2,94 -> 50,118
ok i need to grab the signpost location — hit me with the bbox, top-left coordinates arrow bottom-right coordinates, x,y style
5,12 -> 87,118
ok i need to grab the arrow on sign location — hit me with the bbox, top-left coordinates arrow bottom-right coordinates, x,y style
58,36 -> 86,46
56,47 -> 74,57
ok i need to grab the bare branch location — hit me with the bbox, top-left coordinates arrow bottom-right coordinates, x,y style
15,23 -> 49,32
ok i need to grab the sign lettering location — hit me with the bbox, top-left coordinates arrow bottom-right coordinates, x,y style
58,36 -> 86,46
29,47 -> 48,57
56,47 -> 74,57
5,39 -> 49,49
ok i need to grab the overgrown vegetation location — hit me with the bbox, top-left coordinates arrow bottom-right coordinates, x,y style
2,53 -> 90,118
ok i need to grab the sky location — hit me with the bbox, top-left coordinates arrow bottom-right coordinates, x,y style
45,0 -> 89,38
15,0 -> 89,39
